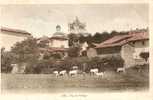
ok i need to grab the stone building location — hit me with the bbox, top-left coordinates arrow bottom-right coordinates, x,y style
0,27 -> 31,51
89,29 -> 149,68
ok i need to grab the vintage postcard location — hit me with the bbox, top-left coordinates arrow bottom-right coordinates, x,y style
0,1 -> 152,100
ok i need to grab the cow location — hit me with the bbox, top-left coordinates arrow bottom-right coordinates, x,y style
90,68 -> 98,75
117,67 -> 125,73
53,71 -> 59,77
69,70 -> 78,76
95,72 -> 104,77
11,64 -> 18,74
59,70 -> 67,76
72,66 -> 78,69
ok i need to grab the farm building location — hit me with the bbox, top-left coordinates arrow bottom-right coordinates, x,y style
88,28 -> 149,68
0,27 -> 31,51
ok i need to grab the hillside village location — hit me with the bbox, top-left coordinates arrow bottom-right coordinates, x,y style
1,17 -> 149,74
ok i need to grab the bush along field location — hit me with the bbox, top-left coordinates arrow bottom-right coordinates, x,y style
1,56 -> 149,93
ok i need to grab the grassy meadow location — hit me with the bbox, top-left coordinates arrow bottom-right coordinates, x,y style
1,70 -> 149,94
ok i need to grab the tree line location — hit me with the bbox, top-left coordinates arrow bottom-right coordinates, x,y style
78,30 -> 128,44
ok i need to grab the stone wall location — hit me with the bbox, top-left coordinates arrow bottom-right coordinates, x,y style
87,48 -> 97,58
121,44 -> 135,68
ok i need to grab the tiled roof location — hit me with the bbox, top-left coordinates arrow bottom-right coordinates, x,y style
95,32 -> 149,49
1,26 -> 31,36
128,32 -> 149,42
95,35 -> 132,48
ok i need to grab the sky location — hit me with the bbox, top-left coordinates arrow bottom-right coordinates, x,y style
0,4 -> 148,37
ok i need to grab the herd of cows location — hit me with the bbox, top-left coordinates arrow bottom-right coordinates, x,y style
11,63 -> 125,75
52,66 -> 125,77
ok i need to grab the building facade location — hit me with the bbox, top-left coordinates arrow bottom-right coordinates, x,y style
49,25 -> 69,48
37,25 -> 69,59
92,29 -> 149,68
0,27 -> 31,51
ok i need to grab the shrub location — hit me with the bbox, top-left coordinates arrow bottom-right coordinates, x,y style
68,47 -> 81,57
100,56 -> 124,71
140,52 -> 149,61
1,49 -> 14,73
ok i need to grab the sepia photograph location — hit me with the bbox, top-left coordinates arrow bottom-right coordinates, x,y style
0,4 -> 149,94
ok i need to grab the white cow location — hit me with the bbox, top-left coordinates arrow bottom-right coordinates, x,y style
53,71 -> 59,77
117,67 -> 125,73
59,70 -> 67,76
69,70 -> 78,76
72,66 -> 78,69
90,68 -> 98,75
11,64 -> 18,74
95,72 -> 104,77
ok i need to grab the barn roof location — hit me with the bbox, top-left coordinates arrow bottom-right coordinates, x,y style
95,35 -> 132,48
128,32 -> 149,42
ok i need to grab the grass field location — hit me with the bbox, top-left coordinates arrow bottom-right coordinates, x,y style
1,71 -> 149,93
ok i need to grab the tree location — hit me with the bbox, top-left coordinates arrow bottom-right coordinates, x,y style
37,40 -> 49,48
79,34 -> 86,43
92,32 -> 102,43
11,37 -> 40,63
100,31 -> 111,42
68,47 -> 81,57
110,30 -> 119,37
140,52 -> 149,61
10,37 -> 40,73
68,33 -> 79,47
1,48 -> 14,73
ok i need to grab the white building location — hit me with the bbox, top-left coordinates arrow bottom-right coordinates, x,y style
38,25 -> 69,59
49,25 -> 69,48
0,27 -> 31,51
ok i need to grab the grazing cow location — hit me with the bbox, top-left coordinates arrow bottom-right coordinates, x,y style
11,64 -> 18,74
95,72 -> 104,77
90,68 -> 98,75
72,66 -> 78,69
53,71 -> 59,77
117,67 -> 125,73
69,70 -> 78,76
59,70 -> 67,76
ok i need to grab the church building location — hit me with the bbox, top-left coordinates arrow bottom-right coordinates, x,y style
49,25 -> 69,48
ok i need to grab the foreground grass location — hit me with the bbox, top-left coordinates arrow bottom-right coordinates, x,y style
1,71 -> 149,93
